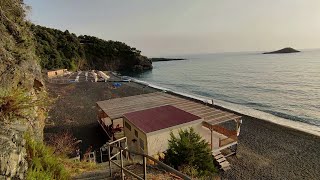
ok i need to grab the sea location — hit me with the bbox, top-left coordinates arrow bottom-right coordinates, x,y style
127,50 -> 320,128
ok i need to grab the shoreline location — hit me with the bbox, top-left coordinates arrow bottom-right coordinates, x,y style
46,72 -> 320,179
128,77 -> 320,137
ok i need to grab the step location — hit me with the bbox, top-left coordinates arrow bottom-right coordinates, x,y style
222,166 -> 231,171
216,157 -> 227,163
212,150 -> 221,156
214,154 -> 224,160
220,161 -> 230,169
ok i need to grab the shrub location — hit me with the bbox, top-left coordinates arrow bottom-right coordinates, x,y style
164,128 -> 217,177
26,132 -> 96,179
47,131 -> 79,156
25,134 -> 70,180
0,88 -> 50,123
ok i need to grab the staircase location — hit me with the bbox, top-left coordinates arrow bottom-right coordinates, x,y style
73,170 -> 112,180
73,162 -> 121,180
212,150 -> 231,171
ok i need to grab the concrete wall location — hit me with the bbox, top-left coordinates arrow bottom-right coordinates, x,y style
123,118 -> 148,154
47,69 -> 67,78
123,118 -> 221,156
146,120 -> 208,156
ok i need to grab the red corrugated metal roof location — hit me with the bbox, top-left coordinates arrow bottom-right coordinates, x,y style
123,105 -> 201,133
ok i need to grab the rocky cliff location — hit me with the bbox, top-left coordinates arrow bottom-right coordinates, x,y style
0,0 -> 45,179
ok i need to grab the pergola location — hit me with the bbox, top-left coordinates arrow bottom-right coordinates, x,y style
96,92 -> 242,150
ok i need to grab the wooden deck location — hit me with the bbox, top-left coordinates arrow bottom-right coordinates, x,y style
96,92 -> 241,125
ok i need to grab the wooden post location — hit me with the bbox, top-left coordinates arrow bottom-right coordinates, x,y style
100,148 -> 103,163
120,149 -> 124,180
210,129 -> 213,150
125,138 -> 128,159
108,145 -> 112,177
143,156 -> 147,179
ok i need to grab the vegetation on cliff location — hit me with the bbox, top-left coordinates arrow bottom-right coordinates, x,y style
80,35 -> 152,71
31,25 -> 152,72
0,0 -> 47,178
31,25 -> 85,71
0,0 -> 96,179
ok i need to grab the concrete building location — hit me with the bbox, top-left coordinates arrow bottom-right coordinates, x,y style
96,92 -> 242,157
46,69 -> 67,78
123,105 -> 203,155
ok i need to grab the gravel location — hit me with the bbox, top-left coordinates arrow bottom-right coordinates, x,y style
46,77 -> 320,180
222,117 -> 320,180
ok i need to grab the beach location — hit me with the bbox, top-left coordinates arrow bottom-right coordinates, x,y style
46,75 -> 320,180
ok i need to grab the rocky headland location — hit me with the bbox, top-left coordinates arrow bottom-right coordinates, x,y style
263,47 -> 300,54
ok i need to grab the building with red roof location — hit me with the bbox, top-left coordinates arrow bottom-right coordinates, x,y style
123,105 -> 203,155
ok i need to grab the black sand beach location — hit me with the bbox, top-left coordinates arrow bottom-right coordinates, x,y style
46,76 -> 320,180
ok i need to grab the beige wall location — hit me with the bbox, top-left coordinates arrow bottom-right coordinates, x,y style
123,118 -> 148,154
47,69 -> 67,78
123,117 -> 222,156
146,120 -> 216,156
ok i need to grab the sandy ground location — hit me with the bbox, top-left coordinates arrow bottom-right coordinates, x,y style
45,79 -> 157,153
46,77 -> 320,180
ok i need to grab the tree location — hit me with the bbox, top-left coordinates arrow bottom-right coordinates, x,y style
165,128 -> 217,177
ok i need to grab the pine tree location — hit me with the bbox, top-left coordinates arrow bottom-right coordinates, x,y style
165,128 -> 217,177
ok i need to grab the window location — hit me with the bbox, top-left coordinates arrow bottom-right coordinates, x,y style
124,121 -> 131,131
139,138 -> 144,150
134,130 -> 138,137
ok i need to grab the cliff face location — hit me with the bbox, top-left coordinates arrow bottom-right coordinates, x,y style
0,0 -> 45,179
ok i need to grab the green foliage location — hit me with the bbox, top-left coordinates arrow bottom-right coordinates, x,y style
31,25 -> 85,71
0,0 -> 42,89
30,25 -> 152,72
25,132 -> 97,179
25,134 -> 70,180
165,128 -> 217,178
79,35 -> 151,71
0,88 -> 50,123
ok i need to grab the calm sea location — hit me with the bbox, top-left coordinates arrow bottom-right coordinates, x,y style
129,50 -> 320,127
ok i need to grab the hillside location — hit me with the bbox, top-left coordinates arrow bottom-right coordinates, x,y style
31,25 -> 152,72
263,47 -> 300,54
0,0 -> 45,178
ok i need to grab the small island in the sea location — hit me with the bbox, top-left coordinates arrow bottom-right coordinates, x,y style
263,47 -> 300,54
151,58 -> 187,62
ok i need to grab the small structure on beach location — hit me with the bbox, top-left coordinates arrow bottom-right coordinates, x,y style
96,92 -> 242,157
45,69 -> 68,78
123,105 -> 202,155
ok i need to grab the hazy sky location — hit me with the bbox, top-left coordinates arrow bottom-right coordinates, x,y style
25,0 -> 320,56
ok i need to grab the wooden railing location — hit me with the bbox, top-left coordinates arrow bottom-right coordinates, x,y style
219,135 -> 238,147
105,137 -> 191,180
211,125 -> 237,137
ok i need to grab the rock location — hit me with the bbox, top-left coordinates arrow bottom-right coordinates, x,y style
0,0 -> 46,179
263,47 -> 300,54
0,123 -> 28,179
151,58 -> 187,62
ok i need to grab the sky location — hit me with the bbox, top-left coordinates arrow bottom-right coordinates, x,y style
25,0 -> 320,57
